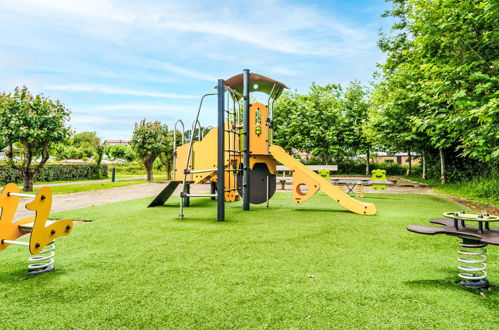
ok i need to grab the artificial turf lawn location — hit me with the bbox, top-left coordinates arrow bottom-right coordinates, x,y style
0,192 -> 497,328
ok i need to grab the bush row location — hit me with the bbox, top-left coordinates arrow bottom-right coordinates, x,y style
0,164 -> 108,185
301,158 -> 419,176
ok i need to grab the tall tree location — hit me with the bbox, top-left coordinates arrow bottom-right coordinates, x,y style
340,81 -> 372,174
273,84 -> 346,163
131,119 -> 170,182
375,0 -> 498,183
0,86 -> 71,191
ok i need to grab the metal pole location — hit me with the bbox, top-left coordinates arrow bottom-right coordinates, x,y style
111,167 -> 116,182
243,69 -> 250,211
217,79 -> 225,221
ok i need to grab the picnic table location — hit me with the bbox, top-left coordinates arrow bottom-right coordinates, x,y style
276,165 -> 338,190
330,177 -> 371,194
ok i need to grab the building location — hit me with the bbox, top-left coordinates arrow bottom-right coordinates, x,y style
371,152 -> 420,165
103,139 -> 130,146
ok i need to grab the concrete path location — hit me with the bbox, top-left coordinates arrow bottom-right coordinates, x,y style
13,182 -> 209,221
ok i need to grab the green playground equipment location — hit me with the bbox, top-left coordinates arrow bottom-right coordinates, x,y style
318,169 -> 331,180
371,169 -> 387,190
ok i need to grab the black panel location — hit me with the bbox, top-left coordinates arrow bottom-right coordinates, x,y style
147,181 -> 180,207
237,163 -> 276,204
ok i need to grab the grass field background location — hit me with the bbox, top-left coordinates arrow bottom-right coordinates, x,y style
0,192 -> 497,328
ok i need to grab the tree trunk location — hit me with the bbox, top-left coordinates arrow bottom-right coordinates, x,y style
439,148 -> 446,184
365,147 -> 370,176
142,155 -> 154,183
405,148 -> 412,176
422,152 -> 427,180
23,172 -> 34,192
166,162 -> 172,180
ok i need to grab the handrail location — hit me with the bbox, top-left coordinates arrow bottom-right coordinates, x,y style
180,93 -> 217,216
172,119 -> 185,179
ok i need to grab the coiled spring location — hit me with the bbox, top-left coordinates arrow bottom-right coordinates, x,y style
28,242 -> 55,275
457,239 -> 488,288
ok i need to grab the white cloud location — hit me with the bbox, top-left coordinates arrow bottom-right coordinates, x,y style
3,0 -> 370,56
152,61 -> 215,82
44,84 -> 198,99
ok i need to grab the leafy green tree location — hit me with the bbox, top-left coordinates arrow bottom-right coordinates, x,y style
375,0 -> 498,183
340,81 -> 372,174
74,131 -> 100,149
105,145 -> 126,161
131,119 -> 170,182
274,84 -> 347,164
0,86 -> 71,191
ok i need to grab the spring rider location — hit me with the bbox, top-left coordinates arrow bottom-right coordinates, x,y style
408,211 -> 498,289
0,183 -> 73,274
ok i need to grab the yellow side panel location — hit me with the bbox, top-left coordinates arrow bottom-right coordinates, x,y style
0,183 -> 34,251
249,155 -> 276,174
249,103 -> 269,155
292,170 -> 320,204
270,145 -> 376,215
174,125 -> 241,184
174,144 -> 191,181
26,187 -> 73,255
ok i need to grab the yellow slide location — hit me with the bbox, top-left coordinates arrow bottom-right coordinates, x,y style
270,145 -> 376,215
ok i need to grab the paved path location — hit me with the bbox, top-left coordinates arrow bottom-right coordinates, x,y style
0,176 -> 147,191
13,182 -> 209,221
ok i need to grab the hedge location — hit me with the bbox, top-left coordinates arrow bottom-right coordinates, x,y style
301,157 -> 421,176
0,164 -> 108,185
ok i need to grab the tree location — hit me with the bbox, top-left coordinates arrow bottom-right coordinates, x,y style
340,81 -> 372,174
74,131 -> 101,159
374,0 -> 498,183
74,131 -> 100,149
105,144 -> 134,161
274,84 -> 348,164
131,119 -> 170,182
0,86 -> 71,191
94,143 -> 105,177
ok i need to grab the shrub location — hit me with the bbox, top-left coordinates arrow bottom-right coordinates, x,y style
0,164 -> 108,186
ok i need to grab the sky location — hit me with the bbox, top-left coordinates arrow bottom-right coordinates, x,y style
0,0 -> 393,140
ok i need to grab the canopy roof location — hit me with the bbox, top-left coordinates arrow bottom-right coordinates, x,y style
219,73 -> 288,100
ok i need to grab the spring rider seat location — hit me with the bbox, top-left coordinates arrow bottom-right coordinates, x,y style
0,183 -> 73,274
408,211 -> 498,289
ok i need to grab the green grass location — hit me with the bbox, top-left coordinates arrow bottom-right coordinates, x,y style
403,175 -> 499,207
0,193 -> 497,328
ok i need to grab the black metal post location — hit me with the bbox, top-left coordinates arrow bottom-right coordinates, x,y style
183,184 -> 190,207
243,69 -> 250,210
217,79 -> 225,221
111,167 -> 116,182
210,182 -> 216,200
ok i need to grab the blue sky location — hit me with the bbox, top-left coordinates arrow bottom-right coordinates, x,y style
0,0 -> 392,140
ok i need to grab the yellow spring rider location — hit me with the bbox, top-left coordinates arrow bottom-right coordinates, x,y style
0,183 -> 73,274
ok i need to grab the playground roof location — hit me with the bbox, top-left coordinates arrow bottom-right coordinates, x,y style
221,73 -> 288,100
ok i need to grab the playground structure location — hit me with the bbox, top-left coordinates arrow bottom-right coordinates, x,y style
0,183 -> 73,274
371,169 -> 387,190
408,211 -> 498,289
149,70 -> 376,220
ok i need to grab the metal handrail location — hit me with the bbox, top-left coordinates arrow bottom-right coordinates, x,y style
180,92 -> 217,218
